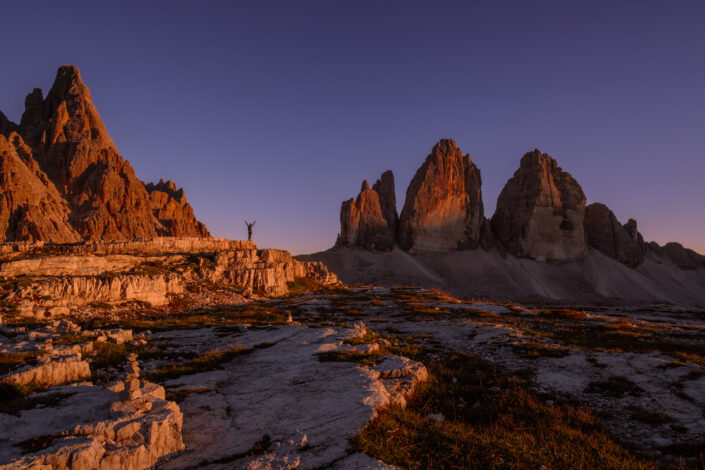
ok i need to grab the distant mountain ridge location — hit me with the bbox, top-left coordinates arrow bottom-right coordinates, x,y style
312,139 -> 705,306
0,65 -> 209,243
334,138 -> 704,268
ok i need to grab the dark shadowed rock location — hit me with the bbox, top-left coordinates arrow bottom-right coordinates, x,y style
0,111 -> 18,135
398,139 -> 483,253
0,65 -> 209,242
648,242 -> 705,270
479,218 -> 496,251
372,170 -> 398,237
491,149 -> 586,261
337,175 -> 396,251
584,203 -> 644,267
623,218 -> 646,253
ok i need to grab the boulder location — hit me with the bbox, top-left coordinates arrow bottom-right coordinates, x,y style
398,139 -> 484,253
337,174 -> 397,251
584,203 -> 644,267
491,149 -> 586,261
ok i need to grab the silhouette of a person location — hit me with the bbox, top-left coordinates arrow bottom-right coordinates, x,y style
245,220 -> 256,241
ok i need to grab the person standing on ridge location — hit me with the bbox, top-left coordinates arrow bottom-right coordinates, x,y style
245,220 -> 256,241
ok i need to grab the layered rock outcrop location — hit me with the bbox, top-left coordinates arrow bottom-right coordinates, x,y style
491,149 -> 586,261
0,65 -> 209,242
398,139 -> 484,253
145,179 -> 209,237
0,237 -> 338,316
584,203 -> 645,267
337,172 -> 397,251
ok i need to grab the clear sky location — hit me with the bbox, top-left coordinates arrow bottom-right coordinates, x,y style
1,1 -> 703,255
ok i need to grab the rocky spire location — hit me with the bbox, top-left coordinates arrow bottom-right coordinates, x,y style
584,203 -> 644,267
398,139 -> 484,253
337,173 -> 397,251
145,179 -> 210,237
372,170 -> 398,237
491,149 -> 586,261
0,65 -> 210,242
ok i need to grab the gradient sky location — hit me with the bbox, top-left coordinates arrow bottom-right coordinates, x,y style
1,1 -> 703,254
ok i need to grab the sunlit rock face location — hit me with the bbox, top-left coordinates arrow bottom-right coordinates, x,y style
145,179 -> 210,237
0,65 -> 209,242
584,203 -> 645,267
0,132 -> 81,242
337,171 -> 398,251
491,149 -> 586,261
398,139 -> 484,253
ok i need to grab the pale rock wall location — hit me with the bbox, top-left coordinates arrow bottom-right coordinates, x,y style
398,139 -> 484,253
1,353 -> 90,387
491,149 -> 587,261
0,238 -> 338,314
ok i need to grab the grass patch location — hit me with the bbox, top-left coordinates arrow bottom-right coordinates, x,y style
0,351 -> 45,375
197,434 -> 272,466
0,382 -> 69,416
165,387 -> 212,402
89,341 -> 132,384
538,308 -> 588,321
512,342 -> 570,359
628,406 -> 672,425
89,302 -> 113,310
316,350 -> 383,367
287,277 -> 330,296
16,433 -> 63,454
145,345 -> 251,382
585,376 -> 644,398
52,335 -> 87,346
344,329 -> 378,346
353,353 -> 655,469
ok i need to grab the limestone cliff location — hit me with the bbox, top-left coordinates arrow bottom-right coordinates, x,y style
337,173 -> 397,251
145,179 -> 210,237
0,237 -> 339,317
398,139 -> 484,253
584,203 -> 644,267
0,132 -> 80,242
491,149 -> 586,261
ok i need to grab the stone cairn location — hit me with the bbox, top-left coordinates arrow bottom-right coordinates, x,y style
121,353 -> 142,401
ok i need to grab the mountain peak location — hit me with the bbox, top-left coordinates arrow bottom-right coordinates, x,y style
0,66 -> 210,242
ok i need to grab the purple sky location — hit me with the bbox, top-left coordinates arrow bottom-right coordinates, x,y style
2,1 -> 703,255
